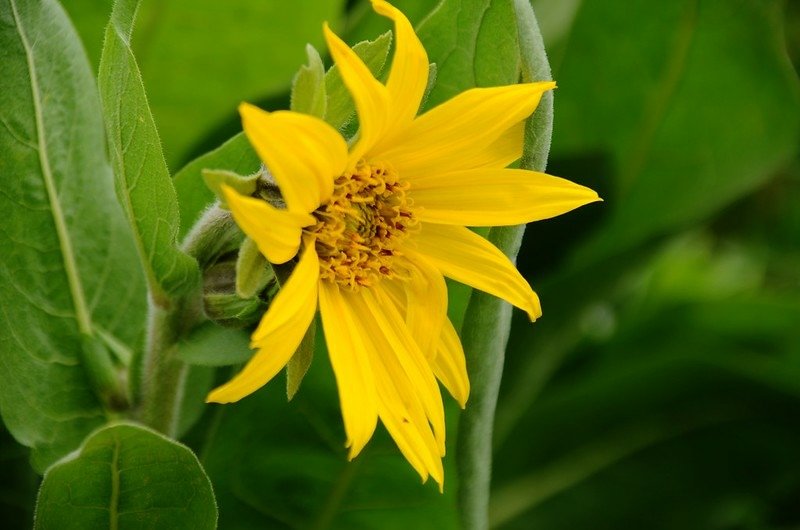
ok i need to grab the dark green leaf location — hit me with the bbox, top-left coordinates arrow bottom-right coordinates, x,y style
0,0 -> 146,472
98,0 -> 200,305
34,423 -> 217,530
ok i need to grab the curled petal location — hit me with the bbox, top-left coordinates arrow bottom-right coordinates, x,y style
222,185 -> 313,264
239,104 -> 347,213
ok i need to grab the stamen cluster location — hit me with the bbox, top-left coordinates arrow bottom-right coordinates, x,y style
308,160 -> 416,290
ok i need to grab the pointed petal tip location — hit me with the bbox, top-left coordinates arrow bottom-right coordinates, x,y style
205,387 -> 237,404
238,101 -> 262,120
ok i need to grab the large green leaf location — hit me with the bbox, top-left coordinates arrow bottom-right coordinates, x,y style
416,0 -> 520,106
34,423 -> 217,530
98,0 -> 200,305
0,0 -> 146,472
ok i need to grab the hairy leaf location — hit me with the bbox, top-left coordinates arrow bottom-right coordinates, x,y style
0,0 -> 145,472
98,0 -> 200,305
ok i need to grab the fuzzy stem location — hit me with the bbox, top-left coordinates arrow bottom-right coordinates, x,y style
137,206 -> 238,437
456,2 -> 553,529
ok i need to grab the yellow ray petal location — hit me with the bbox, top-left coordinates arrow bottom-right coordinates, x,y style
431,319 -> 470,408
239,104 -> 346,213
414,223 -> 542,321
346,289 -> 444,485
222,185 -> 314,264
362,286 -> 447,456
318,282 -> 379,458
371,0 -> 429,130
403,253 -> 448,358
206,244 -> 320,403
374,82 -> 555,178
411,168 -> 601,226
375,373 -> 444,487
323,23 -> 391,165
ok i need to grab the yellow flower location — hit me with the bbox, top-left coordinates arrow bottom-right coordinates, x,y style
206,0 -> 599,488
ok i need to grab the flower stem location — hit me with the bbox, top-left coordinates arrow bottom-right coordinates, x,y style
137,206 -> 240,437
456,2 -> 553,529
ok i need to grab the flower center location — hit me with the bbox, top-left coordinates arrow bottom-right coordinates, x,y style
307,160 -> 416,290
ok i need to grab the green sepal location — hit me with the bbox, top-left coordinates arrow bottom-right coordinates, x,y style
203,291 -> 267,328
201,168 -> 260,208
291,44 -> 327,117
236,237 -> 275,299
422,63 -> 438,110
286,321 -> 316,401
325,30 -> 392,130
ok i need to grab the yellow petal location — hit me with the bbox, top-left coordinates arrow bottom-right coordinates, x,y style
403,253 -> 448,358
371,0 -> 429,130
414,223 -> 542,321
374,82 -> 556,178
222,185 -> 314,264
411,168 -> 601,226
318,282 -> 378,458
323,23 -> 391,165
346,288 -> 445,485
239,103 -> 347,213
431,319 -> 470,408
363,286 -> 446,456
206,244 -> 320,403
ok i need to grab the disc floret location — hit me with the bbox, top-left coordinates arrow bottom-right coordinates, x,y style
307,160 -> 416,290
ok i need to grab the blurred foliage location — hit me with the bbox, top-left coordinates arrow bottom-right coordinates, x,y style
3,0 -> 799,528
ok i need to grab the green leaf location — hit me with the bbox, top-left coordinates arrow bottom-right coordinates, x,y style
178,323 -> 253,367
416,0 -> 520,107
325,30 -> 393,130
0,0 -> 146,472
34,423 -> 217,530
173,133 -> 260,240
98,0 -> 200,306
291,44 -> 327,117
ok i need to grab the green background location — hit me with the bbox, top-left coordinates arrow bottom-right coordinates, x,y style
2,0 -> 799,528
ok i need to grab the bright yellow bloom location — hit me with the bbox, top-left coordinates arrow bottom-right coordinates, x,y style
206,0 -> 599,488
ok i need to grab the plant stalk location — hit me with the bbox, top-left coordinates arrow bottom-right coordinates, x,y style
456,2 -> 553,528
